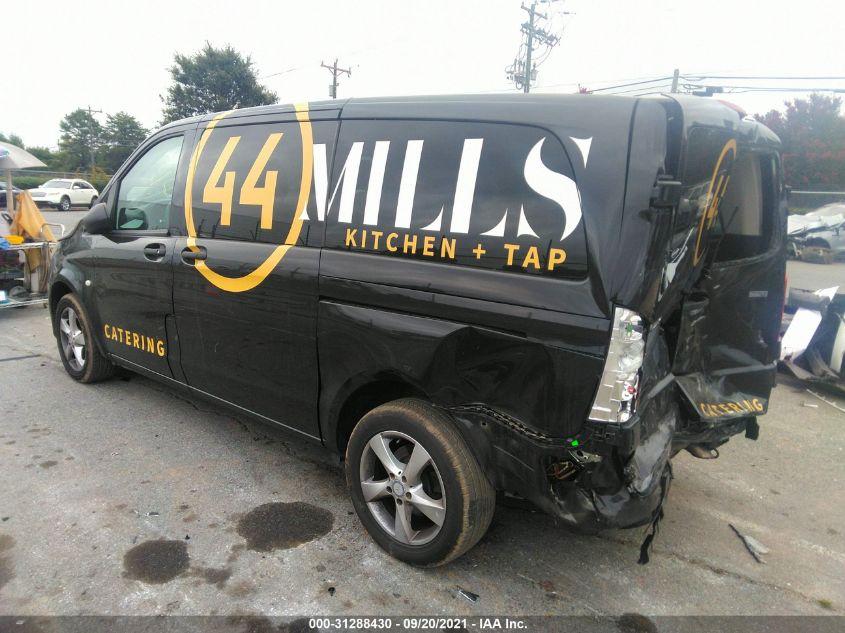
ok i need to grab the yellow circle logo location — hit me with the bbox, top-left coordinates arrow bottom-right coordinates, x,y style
183,103 -> 314,292
692,138 -> 737,266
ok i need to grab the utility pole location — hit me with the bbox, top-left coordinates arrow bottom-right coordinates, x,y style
321,58 -> 351,99
506,1 -> 569,93
670,68 -> 680,93
86,105 -> 103,171
523,3 -> 537,94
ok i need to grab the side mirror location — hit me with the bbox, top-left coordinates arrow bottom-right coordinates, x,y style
81,202 -> 111,235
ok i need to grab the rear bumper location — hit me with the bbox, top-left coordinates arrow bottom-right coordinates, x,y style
447,327 -> 765,533
448,403 -> 674,533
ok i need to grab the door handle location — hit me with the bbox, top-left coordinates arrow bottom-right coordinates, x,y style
181,246 -> 207,263
143,244 -> 166,260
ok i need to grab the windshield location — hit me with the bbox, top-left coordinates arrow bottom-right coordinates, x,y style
42,179 -> 72,188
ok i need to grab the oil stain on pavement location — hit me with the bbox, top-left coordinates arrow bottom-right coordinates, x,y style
123,539 -> 233,588
123,539 -> 190,584
236,502 -> 333,552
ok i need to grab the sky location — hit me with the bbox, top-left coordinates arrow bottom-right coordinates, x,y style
5,0 -> 843,149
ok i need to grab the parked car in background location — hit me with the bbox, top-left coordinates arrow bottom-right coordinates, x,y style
29,179 -> 99,211
0,182 -> 22,209
787,203 -> 845,263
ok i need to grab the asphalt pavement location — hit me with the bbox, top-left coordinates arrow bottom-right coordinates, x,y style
0,206 -> 842,619
0,300 -> 843,618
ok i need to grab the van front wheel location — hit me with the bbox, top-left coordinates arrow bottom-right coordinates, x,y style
54,294 -> 114,383
345,398 -> 495,566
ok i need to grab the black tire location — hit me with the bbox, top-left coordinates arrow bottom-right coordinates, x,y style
345,398 -> 495,566
59,196 -> 71,212
89,196 -> 98,208
54,293 -> 114,383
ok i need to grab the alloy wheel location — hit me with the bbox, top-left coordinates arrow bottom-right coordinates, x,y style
59,307 -> 86,371
359,430 -> 446,546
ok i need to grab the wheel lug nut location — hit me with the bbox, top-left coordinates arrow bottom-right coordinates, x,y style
396,499 -> 403,505
405,492 -> 411,500
401,476 -> 406,483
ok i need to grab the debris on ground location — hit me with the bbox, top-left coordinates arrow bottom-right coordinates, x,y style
729,524 -> 770,564
780,286 -> 845,397
806,389 -> 845,414
457,586 -> 479,603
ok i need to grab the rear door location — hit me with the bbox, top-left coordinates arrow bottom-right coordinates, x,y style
171,108 -> 339,439
668,126 -> 786,421
90,131 -> 192,378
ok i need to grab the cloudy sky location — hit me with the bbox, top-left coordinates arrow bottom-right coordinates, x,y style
5,0 -> 842,149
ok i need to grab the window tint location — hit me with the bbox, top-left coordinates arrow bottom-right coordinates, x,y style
323,120 -> 587,278
115,136 -> 183,231
186,120 -> 337,246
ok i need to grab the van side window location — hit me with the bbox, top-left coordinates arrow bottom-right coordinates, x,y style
115,136 -> 184,231
186,121 -> 337,246
323,120 -> 588,278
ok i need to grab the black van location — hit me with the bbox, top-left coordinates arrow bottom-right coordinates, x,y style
49,94 -> 786,565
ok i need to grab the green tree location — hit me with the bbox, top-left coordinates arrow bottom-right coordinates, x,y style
58,109 -> 103,171
102,112 -> 148,172
756,94 -> 845,187
26,146 -> 64,171
0,132 -> 25,147
161,43 -> 277,124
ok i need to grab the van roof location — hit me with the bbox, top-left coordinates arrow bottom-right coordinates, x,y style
159,93 -> 775,145
160,93 -> 660,130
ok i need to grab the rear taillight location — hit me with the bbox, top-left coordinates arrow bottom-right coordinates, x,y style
589,307 -> 646,423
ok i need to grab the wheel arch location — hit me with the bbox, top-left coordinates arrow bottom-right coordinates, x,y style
329,375 -> 428,456
49,278 -> 76,334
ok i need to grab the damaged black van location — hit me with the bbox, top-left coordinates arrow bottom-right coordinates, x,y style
50,94 -> 785,565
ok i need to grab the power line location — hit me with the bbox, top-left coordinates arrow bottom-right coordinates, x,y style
587,76 -> 674,93
683,74 -> 845,81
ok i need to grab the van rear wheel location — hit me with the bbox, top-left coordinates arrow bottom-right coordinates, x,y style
345,398 -> 495,566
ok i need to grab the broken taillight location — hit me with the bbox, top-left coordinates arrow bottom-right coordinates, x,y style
588,307 -> 645,423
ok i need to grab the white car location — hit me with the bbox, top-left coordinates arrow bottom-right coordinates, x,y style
29,178 -> 99,212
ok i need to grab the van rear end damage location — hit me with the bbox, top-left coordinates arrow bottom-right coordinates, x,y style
452,97 -> 786,543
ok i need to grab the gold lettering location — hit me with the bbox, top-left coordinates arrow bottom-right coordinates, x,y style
403,234 -> 418,254
504,243 -> 520,266
156,340 -> 165,357
522,246 -> 541,269
752,398 -> 764,412
345,228 -> 358,248
204,136 -> 240,226
370,230 -> 383,250
240,132 -> 282,230
146,336 -> 155,353
103,324 -> 111,339
548,248 -> 567,270
386,233 -> 398,252
728,402 -> 742,413
440,237 -> 456,259
116,327 -> 124,343
360,229 -> 368,249
422,235 -> 435,257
